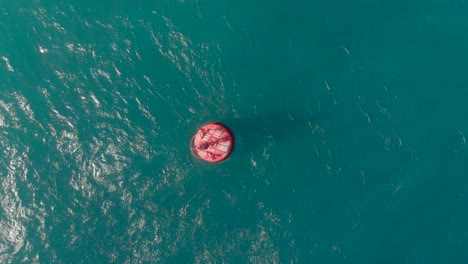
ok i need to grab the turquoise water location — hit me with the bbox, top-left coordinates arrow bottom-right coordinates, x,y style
1,0 -> 468,263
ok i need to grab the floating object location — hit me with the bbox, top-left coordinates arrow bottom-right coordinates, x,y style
190,122 -> 234,163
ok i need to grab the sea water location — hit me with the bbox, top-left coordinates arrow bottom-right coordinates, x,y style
0,0 -> 467,263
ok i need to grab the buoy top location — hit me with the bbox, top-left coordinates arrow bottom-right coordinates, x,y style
190,123 -> 234,163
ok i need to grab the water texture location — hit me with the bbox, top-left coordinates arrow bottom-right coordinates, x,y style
0,0 -> 468,263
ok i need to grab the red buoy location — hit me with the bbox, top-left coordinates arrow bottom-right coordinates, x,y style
190,122 -> 234,163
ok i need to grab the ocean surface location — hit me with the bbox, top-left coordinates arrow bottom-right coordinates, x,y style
1,0 -> 468,263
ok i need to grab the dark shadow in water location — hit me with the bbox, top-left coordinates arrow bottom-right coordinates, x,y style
221,111 -> 324,153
